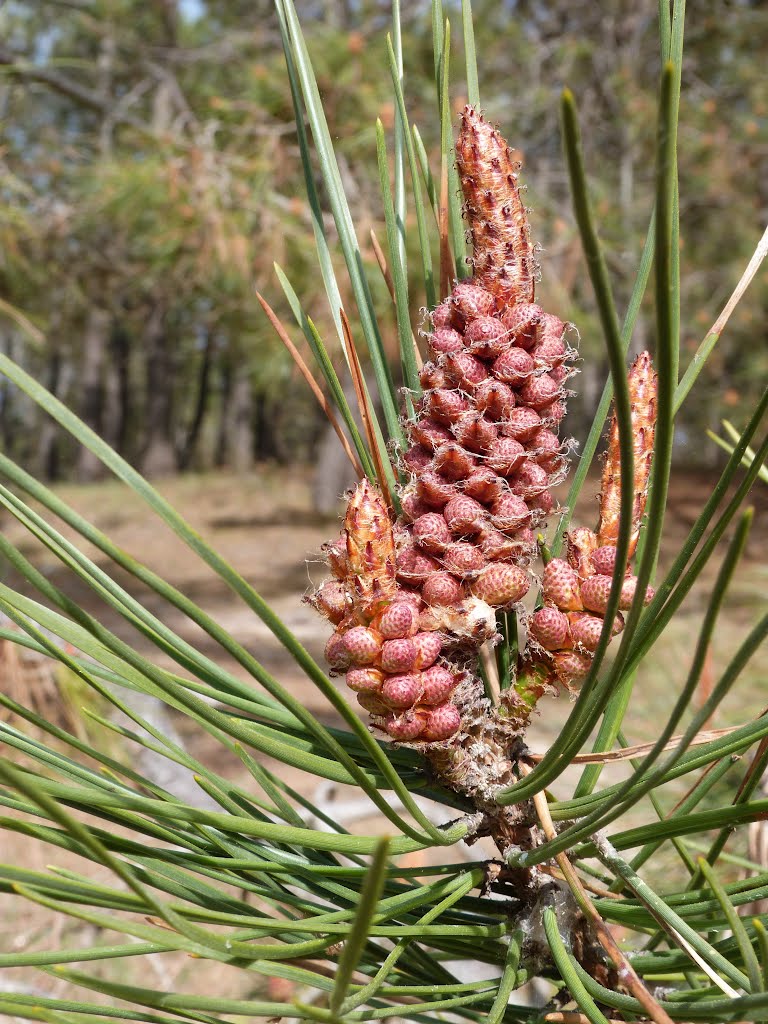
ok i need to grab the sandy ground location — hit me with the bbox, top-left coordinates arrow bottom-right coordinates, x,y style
3,462 -> 767,799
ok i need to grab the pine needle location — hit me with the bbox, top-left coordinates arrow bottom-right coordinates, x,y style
370,228 -> 423,369
438,148 -> 452,299
370,227 -> 396,301
256,293 -> 364,477
339,308 -> 394,507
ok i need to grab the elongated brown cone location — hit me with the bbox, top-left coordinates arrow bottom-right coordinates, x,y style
304,107 -> 662,877
314,110 -> 577,760
597,351 -> 658,558
343,478 -> 398,621
393,111 -> 577,657
456,105 -> 537,305
523,353 -> 658,693
311,482 -> 464,743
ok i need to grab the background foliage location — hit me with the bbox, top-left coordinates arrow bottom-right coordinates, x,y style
0,0 -> 766,481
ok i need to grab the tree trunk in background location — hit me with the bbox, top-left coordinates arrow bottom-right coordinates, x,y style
214,342 -> 253,472
76,307 -> 111,482
312,374 -> 367,516
36,341 -> 76,481
313,422 -> 358,516
214,356 -> 231,469
109,322 -> 132,458
227,362 -> 253,472
35,346 -> 61,480
141,303 -> 177,477
179,330 -> 215,470
253,390 -> 279,462
0,333 -> 16,461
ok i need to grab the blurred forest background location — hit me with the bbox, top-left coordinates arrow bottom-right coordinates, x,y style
0,0 -> 766,496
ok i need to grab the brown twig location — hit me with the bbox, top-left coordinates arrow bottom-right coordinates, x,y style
339,309 -> 394,508
526,724 -> 743,764
521,763 -> 674,1024
668,757 -> 725,817
256,294 -> 364,478
730,733 -> 768,812
538,864 -> 622,901
544,1015 -> 646,1024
